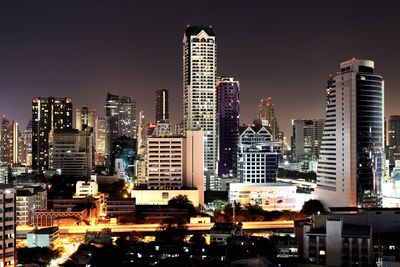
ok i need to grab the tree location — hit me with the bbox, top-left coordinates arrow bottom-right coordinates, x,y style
168,194 -> 196,217
189,233 -> 206,246
156,224 -> 188,245
17,247 -> 62,265
301,199 -> 326,215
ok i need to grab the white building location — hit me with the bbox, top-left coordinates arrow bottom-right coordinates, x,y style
229,183 -> 296,210
131,189 -> 200,206
237,125 -> 281,184
316,59 -> 385,208
145,130 -> 204,205
183,26 -> 217,190
27,227 -> 60,248
0,186 -> 16,267
75,181 -> 98,196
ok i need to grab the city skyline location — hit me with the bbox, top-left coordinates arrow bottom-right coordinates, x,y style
1,1 -> 400,138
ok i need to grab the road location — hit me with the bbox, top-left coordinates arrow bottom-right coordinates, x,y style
17,221 -> 294,235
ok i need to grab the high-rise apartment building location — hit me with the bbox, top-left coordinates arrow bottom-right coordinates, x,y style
105,93 -> 136,156
155,89 -> 169,123
291,119 -> 325,171
237,125 -> 281,183
0,117 -> 20,165
183,25 -> 217,190
0,185 -> 16,267
216,77 -> 240,178
32,97 -> 72,173
316,59 -> 384,208
258,97 -> 280,141
388,115 -> 400,166
76,106 -> 96,131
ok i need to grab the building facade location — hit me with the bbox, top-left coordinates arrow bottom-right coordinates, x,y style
76,106 -> 96,131
95,117 -> 106,165
1,117 -> 20,165
50,129 -> 93,177
388,115 -> 400,167
183,25 -> 217,190
0,186 -> 16,267
217,77 -> 240,178
32,97 -> 73,172
316,59 -> 385,208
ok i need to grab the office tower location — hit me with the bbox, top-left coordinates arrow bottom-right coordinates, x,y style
110,136 -> 136,178
20,120 -> 32,166
258,97 -> 280,141
216,77 -> 240,178
76,106 -> 96,131
174,121 -> 183,135
95,117 -> 106,165
105,93 -> 136,155
316,59 -> 384,208
119,96 -> 136,138
1,116 -> 20,165
147,136 -> 184,188
146,130 -> 204,203
291,119 -> 325,171
155,89 -> 169,123
237,125 -> 281,183
50,129 -> 93,177
32,97 -> 73,172
388,115 -> 400,166
183,25 -> 217,190
0,185 -> 16,267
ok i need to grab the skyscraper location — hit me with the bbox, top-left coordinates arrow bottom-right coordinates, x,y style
20,120 -> 32,166
316,59 -> 384,208
94,117 -> 106,165
0,116 -> 20,165
76,106 -> 96,131
216,77 -> 240,178
291,119 -> 325,171
388,115 -> 400,166
32,97 -> 73,172
105,93 -> 136,156
258,97 -> 280,141
183,25 -> 217,189
155,89 -> 169,123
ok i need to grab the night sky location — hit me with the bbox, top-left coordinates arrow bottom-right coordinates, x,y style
1,1 -> 400,138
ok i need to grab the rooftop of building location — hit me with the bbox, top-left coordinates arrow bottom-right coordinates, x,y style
329,207 -> 400,213
185,25 -> 215,37
29,226 -> 59,235
16,189 -> 34,197
308,223 -> 371,238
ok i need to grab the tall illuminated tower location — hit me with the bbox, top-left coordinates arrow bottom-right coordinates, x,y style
76,106 -> 96,131
183,25 -> 217,189
0,116 -> 20,165
316,59 -> 384,208
32,97 -> 72,172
